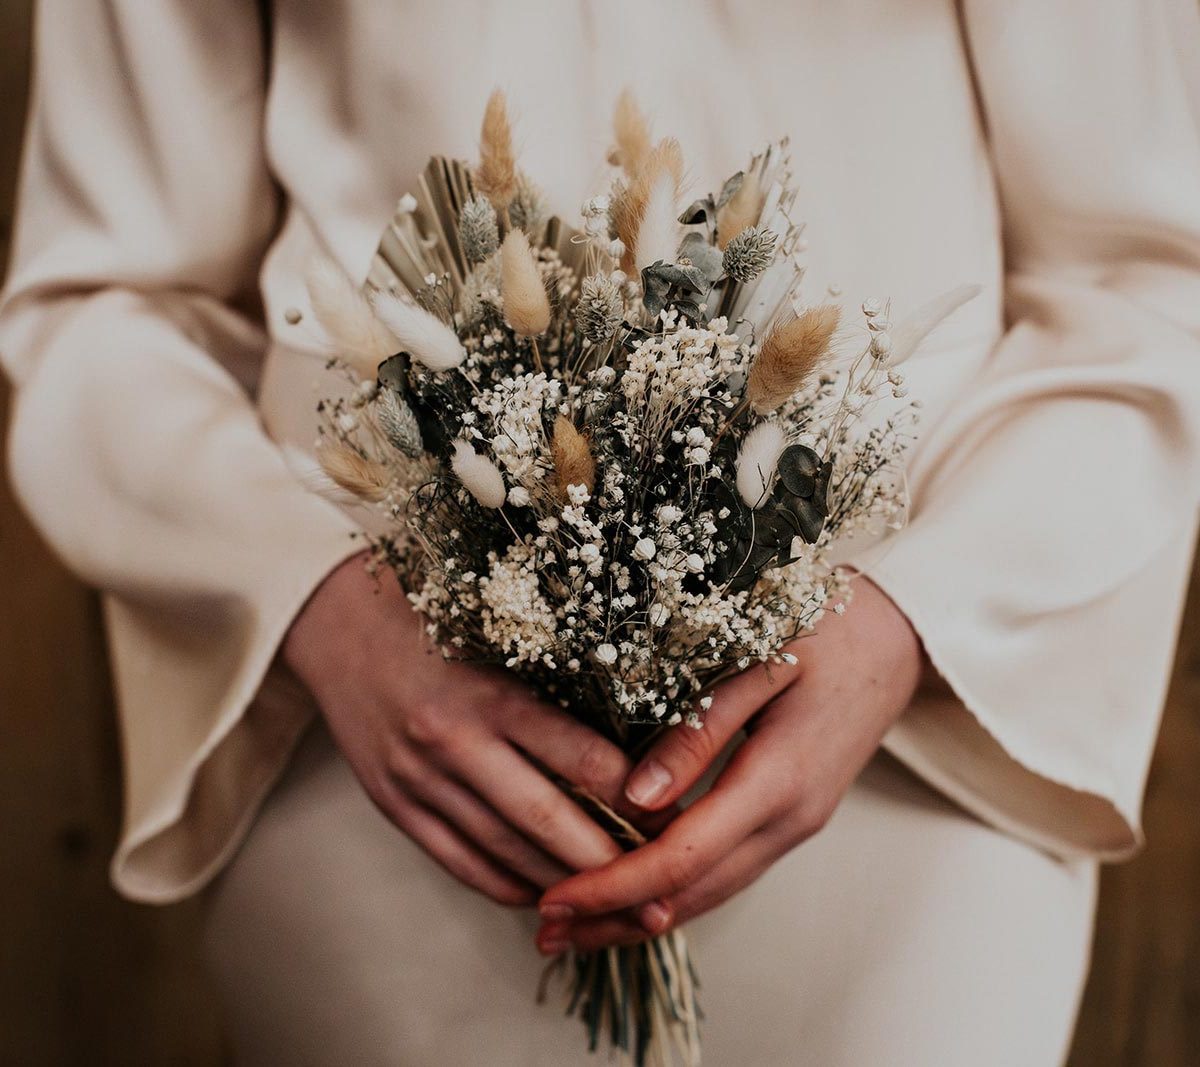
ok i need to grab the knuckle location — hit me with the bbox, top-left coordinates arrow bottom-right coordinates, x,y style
668,723 -> 717,769
403,701 -> 461,751
522,798 -> 559,841
659,847 -> 698,895
791,791 -> 834,841
575,737 -> 628,792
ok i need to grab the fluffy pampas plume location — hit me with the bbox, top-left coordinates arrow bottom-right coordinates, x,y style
747,304 -> 841,414
552,416 -> 596,498
305,257 -> 398,380
736,421 -> 788,508
888,284 -> 982,366
500,229 -> 551,336
451,440 -> 507,508
611,138 -> 684,276
475,89 -> 518,216
609,89 -> 651,178
716,171 -> 764,251
370,290 -> 467,371
315,439 -> 392,503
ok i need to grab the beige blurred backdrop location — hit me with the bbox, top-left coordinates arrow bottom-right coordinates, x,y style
1,3 -> 1198,1064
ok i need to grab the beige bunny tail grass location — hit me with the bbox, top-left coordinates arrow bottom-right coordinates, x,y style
716,170 -> 764,251
476,89 -> 518,213
609,88 -> 652,178
316,439 -> 392,502
552,416 -> 596,498
500,228 -> 551,336
747,304 -> 841,414
610,137 -> 685,275
304,256 -> 397,380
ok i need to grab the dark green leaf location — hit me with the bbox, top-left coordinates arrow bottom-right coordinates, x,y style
776,444 -> 821,498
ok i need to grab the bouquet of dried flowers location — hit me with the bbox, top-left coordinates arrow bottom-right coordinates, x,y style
297,89 -> 975,1067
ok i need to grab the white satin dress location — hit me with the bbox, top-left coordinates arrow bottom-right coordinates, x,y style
4,2 -> 1200,1064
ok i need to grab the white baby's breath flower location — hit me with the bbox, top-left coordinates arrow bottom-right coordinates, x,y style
507,486 -> 531,507
633,538 -> 657,561
595,643 -> 618,665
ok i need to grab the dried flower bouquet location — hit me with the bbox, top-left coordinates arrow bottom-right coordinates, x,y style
297,89 -> 975,1066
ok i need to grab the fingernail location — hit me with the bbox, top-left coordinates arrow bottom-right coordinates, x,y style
638,900 -> 672,933
539,902 -> 574,921
626,760 -> 673,807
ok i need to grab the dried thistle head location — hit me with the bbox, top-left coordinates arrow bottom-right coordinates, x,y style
722,226 -> 778,283
575,273 -> 624,343
552,416 -> 596,498
609,138 -> 685,275
475,89 -> 518,213
716,170 -> 764,250
500,229 -> 551,337
374,389 -> 424,458
316,439 -> 392,502
608,89 -> 651,178
508,172 -> 548,235
747,304 -> 841,414
459,196 -> 499,264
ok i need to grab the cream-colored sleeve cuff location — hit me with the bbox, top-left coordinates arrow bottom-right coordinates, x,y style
864,516 -> 1197,863
107,534 -> 361,903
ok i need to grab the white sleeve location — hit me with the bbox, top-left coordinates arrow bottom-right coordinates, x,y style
866,0 -> 1200,860
0,0 -> 359,901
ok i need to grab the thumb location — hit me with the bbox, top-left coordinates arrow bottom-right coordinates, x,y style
624,656 -> 802,810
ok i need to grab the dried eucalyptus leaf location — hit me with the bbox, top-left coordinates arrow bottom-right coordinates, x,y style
677,232 -> 725,284
776,444 -> 821,498
716,171 -> 745,210
376,352 -> 411,393
678,197 -> 715,226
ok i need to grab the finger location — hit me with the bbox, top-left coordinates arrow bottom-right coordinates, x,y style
538,733 -> 781,918
503,702 -> 633,814
381,787 -> 538,907
623,656 -> 802,811
447,739 -> 626,873
539,830 -> 780,953
405,769 -> 572,889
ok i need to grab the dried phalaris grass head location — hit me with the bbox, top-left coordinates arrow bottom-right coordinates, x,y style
316,439 -> 392,502
552,416 -> 596,498
610,137 -> 685,275
500,229 -> 551,337
716,170 -> 764,251
609,89 -> 652,178
747,304 -> 841,414
476,89 -> 518,213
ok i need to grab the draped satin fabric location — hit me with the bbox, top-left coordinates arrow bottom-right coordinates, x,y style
2,0 -> 1199,905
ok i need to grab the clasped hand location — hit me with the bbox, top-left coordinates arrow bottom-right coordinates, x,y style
285,555 -> 921,949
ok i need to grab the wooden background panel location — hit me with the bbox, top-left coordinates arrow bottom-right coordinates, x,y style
0,2 -> 1196,1063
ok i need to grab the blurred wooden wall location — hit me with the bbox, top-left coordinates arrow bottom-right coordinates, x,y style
1,3 -> 1197,1064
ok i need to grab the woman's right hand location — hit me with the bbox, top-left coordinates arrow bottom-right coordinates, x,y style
282,552 -> 636,906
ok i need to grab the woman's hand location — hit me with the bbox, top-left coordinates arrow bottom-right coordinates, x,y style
534,575 -> 922,951
283,552 -> 638,907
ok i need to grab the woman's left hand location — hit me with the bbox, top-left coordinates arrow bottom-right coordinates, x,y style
535,575 -> 924,954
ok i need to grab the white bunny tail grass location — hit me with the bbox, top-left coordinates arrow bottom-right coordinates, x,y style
888,284 -> 982,366
305,257 -> 398,380
370,290 -> 467,371
500,229 -> 552,337
451,440 -> 507,508
635,168 -> 682,277
736,421 -> 788,508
